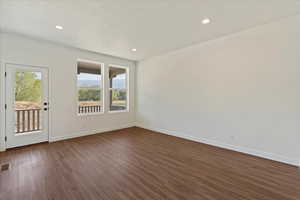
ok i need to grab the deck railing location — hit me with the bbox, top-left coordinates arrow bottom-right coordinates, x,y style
15,106 -> 102,133
15,109 -> 41,133
78,105 -> 101,114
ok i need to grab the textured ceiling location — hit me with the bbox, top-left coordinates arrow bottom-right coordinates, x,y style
1,0 -> 300,61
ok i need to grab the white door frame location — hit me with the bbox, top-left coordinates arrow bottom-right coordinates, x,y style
0,60 -> 6,152
2,62 -> 51,150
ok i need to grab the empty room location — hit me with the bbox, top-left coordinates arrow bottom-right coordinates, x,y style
0,1 -> 300,199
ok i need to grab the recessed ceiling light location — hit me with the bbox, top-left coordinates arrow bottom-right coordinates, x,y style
55,25 -> 63,30
201,18 -> 211,25
131,48 -> 137,52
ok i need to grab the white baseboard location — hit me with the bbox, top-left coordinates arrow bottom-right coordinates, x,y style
137,123 -> 300,167
49,122 -> 136,142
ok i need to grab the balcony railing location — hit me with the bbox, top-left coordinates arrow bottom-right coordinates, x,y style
15,106 -> 103,133
15,109 -> 41,133
78,105 -> 101,114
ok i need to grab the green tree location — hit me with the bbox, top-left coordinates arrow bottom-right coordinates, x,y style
112,90 -> 120,101
78,88 -> 101,101
15,71 -> 41,102
112,90 -> 126,101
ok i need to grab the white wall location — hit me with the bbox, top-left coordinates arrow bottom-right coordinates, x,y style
137,15 -> 300,166
0,32 -> 136,151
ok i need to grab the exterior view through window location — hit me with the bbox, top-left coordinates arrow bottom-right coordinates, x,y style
14,70 -> 43,133
109,66 -> 128,111
77,60 -> 103,114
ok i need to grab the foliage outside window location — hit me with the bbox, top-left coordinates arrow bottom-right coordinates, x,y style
15,71 -> 42,110
77,61 -> 103,114
109,66 -> 128,111
14,70 -> 43,133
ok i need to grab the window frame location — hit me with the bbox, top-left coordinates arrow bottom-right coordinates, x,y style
77,59 -> 105,116
108,64 -> 129,113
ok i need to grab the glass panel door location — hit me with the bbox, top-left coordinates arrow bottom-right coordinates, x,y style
5,64 -> 49,149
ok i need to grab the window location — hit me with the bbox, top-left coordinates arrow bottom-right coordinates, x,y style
109,66 -> 128,112
77,60 -> 103,114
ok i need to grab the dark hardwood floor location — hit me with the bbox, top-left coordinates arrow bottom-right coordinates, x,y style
0,127 -> 299,200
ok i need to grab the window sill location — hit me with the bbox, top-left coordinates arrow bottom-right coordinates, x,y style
77,112 -> 104,117
108,110 -> 129,114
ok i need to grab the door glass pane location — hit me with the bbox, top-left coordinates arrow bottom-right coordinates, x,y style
14,70 -> 43,133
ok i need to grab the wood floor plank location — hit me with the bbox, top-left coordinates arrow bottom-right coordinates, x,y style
0,127 -> 299,200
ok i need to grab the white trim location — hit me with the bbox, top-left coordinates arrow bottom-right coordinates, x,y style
0,60 -> 6,152
108,110 -> 129,114
47,66 -> 52,147
49,122 -> 135,142
137,123 -> 300,167
4,61 -> 50,69
77,112 -> 104,117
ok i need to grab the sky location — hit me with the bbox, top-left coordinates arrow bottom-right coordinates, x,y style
77,73 -> 126,88
35,72 -> 42,80
78,73 -> 101,81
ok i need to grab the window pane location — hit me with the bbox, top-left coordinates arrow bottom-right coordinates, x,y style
109,67 -> 126,89
14,70 -> 43,133
109,66 -> 128,111
77,61 -> 102,114
110,89 -> 127,111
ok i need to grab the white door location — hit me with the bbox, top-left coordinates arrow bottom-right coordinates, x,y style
5,63 -> 49,148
